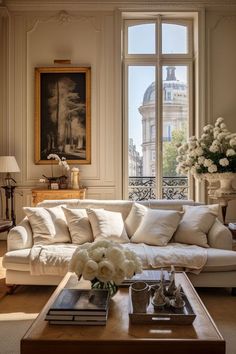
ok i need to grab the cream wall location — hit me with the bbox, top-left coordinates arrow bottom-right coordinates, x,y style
0,0 -> 236,223
206,7 -> 236,221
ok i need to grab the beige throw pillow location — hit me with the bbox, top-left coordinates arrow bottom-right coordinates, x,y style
125,203 -> 148,238
87,208 -> 129,243
23,205 -> 71,245
173,205 -> 218,248
131,209 -> 182,246
62,207 -> 93,244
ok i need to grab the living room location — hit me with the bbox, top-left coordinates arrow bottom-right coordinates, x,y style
0,0 -> 236,353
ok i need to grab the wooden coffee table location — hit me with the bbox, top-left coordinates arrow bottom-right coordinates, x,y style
21,272 -> 225,354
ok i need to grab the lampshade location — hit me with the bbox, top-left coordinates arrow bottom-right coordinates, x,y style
0,156 -> 20,173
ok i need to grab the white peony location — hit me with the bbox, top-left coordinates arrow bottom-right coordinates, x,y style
89,247 -> 106,262
112,266 -> 126,285
106,247 -> 125,265
123,260 -> 137,278
82,260 -> 98,280
69,240 -> 142,284
97,260 -> 115,282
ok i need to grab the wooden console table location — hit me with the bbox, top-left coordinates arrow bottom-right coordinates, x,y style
31,188 -> 86,206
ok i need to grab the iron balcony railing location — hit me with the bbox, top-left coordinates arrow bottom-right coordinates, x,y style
128,176 -> 188,201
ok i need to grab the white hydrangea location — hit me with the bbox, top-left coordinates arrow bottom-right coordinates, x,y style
215,117 -> 224,125
204,159 -> 213,167
195,147 -> 204,156
203,124 -> 213,132
209,144 -> 220,153
226,149 -> 236,157
220,123 -> 227,129
208,164 -> 217,173
219,158 -> 229,167
230,139 -> 236,147
198,156 -> 205,164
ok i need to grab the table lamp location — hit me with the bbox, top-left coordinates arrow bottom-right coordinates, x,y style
0,156 -> 20,185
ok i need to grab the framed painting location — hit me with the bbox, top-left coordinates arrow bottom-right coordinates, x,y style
35,66 -> 91,164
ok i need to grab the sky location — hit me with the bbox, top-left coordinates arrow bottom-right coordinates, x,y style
128,23 -> 188,154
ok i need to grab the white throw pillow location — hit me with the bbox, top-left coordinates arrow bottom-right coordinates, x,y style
125,203 -> 148,238
23,205 -> 71,245
173,205 -> 218,248
87,208 -> 129,243
62,207 -> 93,244
131,209 -> 182,246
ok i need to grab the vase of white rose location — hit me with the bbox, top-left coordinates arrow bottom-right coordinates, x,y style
69,239 -> 142,297
176,117 -> 236,194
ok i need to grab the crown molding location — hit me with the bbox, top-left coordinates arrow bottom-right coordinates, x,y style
3,0 -> 236,12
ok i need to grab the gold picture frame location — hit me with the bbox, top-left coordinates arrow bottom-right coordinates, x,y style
35,66 -> 91,164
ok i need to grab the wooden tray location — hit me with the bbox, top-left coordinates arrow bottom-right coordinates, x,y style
129,288 -> 196,325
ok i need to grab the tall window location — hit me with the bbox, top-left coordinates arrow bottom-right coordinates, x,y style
124,17 -> 193,201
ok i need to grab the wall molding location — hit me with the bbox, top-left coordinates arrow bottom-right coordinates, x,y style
26,10 -> 101,33
207,13 -> 236,125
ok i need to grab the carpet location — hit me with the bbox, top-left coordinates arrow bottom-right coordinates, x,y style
0,241 -> 236,354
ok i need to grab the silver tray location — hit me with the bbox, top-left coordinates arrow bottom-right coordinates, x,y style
129,287 -> 196,325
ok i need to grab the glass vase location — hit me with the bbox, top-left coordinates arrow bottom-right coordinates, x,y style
91,279 -> 118,297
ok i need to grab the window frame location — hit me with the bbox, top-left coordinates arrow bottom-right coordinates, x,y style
123,16 -> 194,200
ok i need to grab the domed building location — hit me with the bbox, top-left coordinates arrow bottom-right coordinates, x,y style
139,66 -> 188,176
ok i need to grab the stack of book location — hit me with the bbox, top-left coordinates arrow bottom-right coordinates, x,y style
45,288 -> 110,325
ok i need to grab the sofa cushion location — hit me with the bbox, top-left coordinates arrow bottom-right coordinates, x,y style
77,200 -> 133,220
62,207 -> 93,244
23,206 -> 71,245
125,202 -> 148,238
131,209 -> 182,246
87,208 -> 129,243
173,205 -> 218,248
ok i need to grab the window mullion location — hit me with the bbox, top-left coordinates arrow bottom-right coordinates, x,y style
156,16 -> 163,199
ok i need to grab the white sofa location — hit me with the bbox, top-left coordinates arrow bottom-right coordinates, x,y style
2,199 -> 236,294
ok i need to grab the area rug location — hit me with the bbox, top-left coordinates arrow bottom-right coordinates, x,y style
0,283 -> 54,354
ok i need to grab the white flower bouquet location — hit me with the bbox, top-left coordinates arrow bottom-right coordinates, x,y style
176,117 -> 236,178
69,240 -> 142,296
47,154 -> 70,171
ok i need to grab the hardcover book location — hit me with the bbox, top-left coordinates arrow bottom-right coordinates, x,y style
48,289 -> 110,316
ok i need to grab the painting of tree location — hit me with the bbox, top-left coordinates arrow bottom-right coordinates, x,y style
35,67 -> 91,164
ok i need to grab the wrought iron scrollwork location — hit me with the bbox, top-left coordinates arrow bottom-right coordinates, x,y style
128,176 -> 188,201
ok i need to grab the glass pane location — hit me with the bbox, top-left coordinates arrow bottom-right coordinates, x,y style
162,23 -> 188,54
162,65 -> 189,199
128,66 -> 156,200
128,23 -> 156,54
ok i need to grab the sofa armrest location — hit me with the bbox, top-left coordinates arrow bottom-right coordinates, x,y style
208,219 -> 233,250
7,217 -> 33,251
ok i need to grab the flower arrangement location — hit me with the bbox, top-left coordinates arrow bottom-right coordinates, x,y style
176,117 -> 236,178
69,240 -> 142,296
47,154 -> 70,172
39,154 -> 70,188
